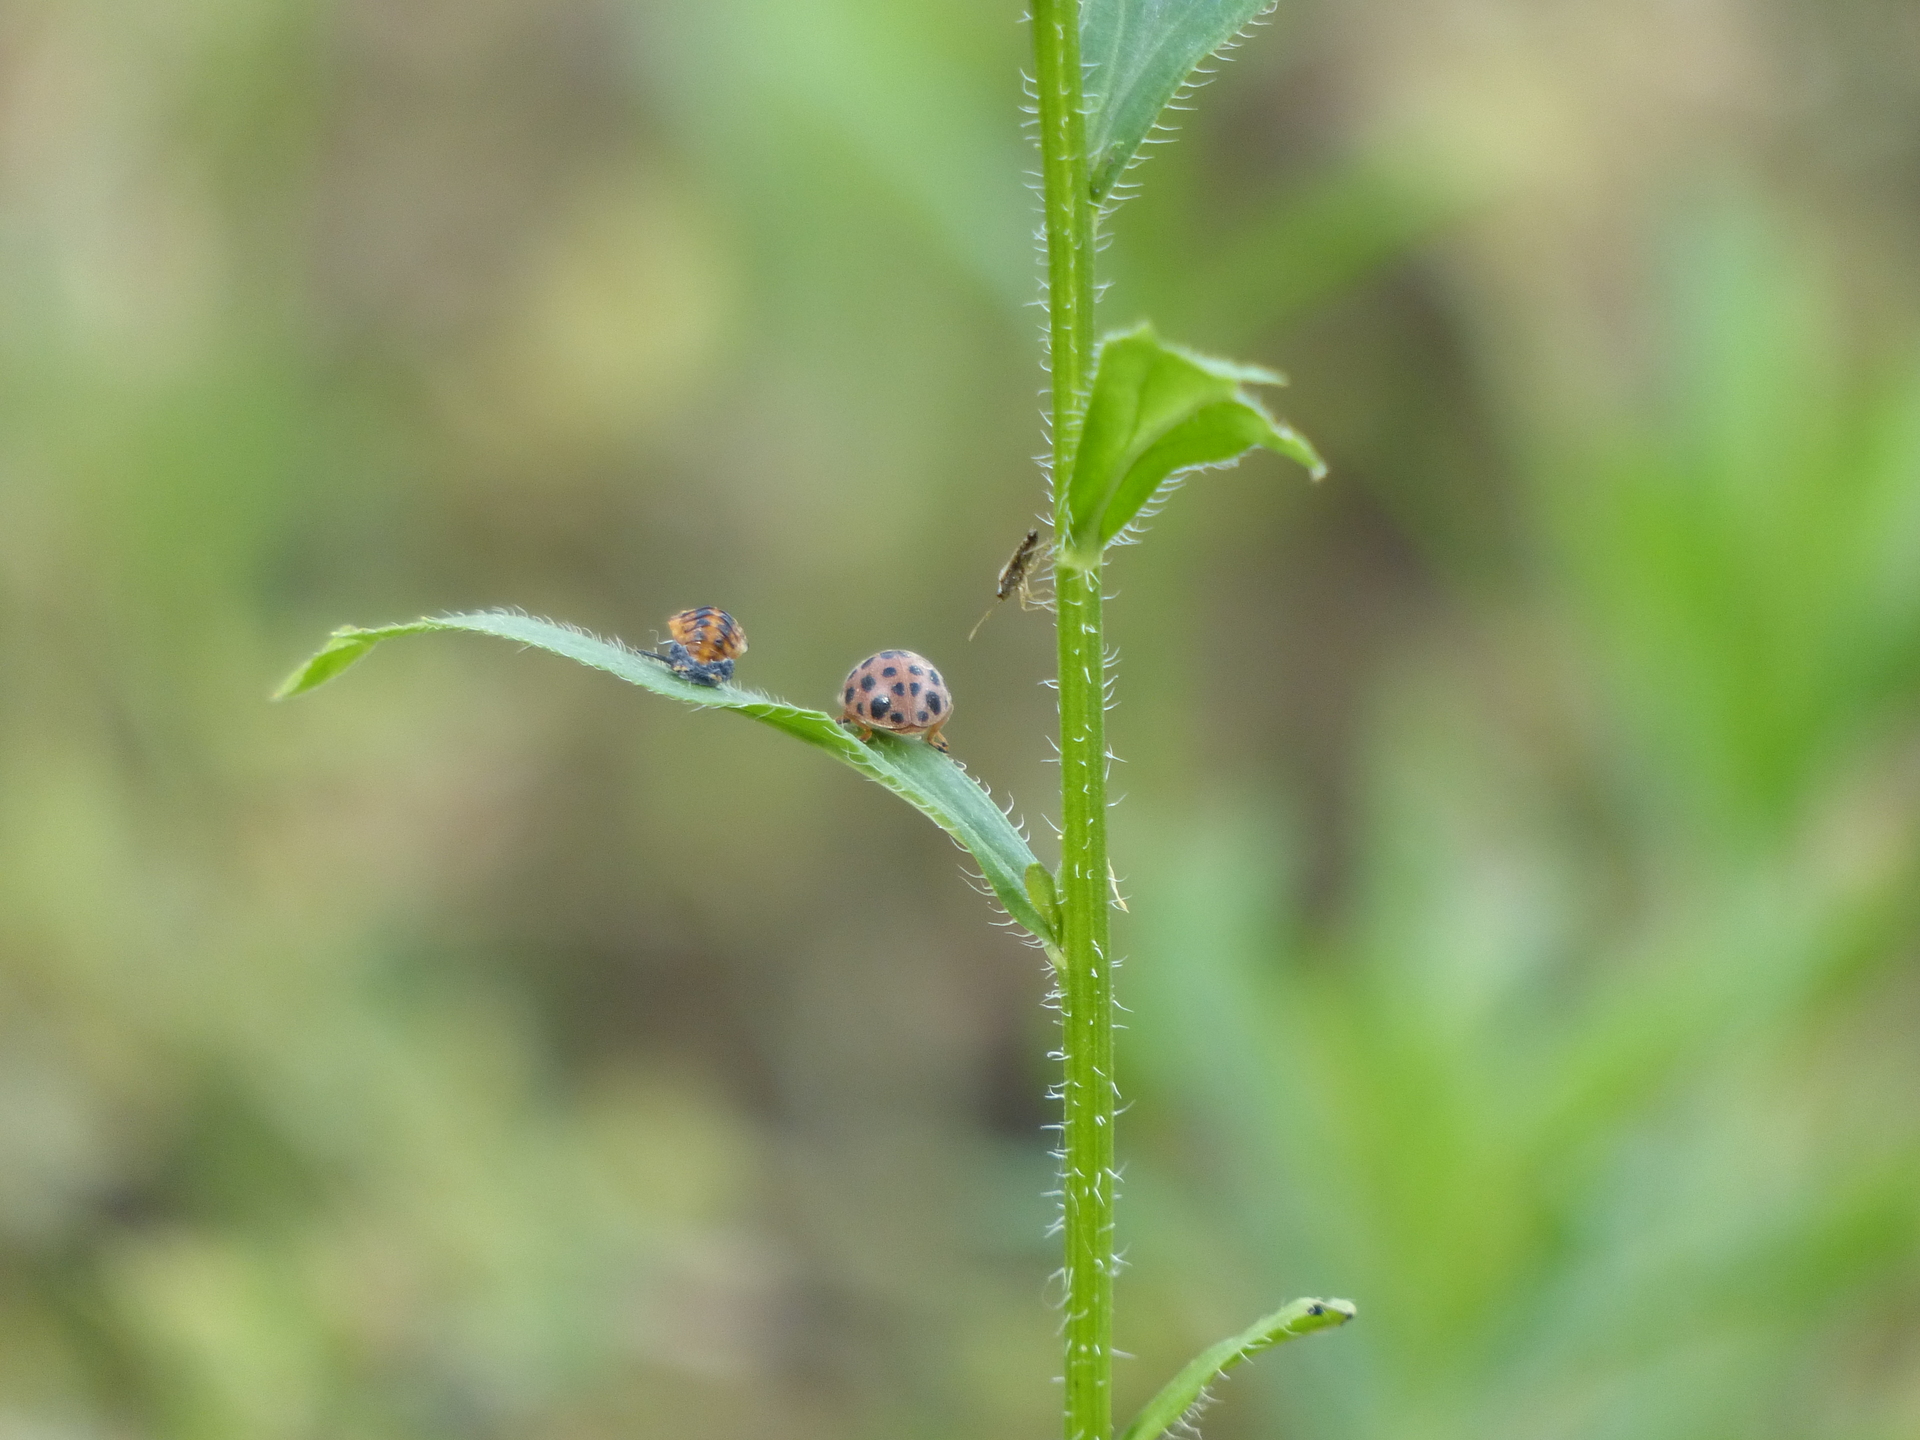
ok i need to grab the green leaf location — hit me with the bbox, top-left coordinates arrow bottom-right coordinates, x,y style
1024,862 -> 1060,934
1062,324 -> 1324,564
1118,1297 -> 1355,1440
276,611 -> 1056,948
1083,0 -> 1279,201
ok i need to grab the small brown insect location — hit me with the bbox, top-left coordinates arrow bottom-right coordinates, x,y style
839,650 -> 953,751
653,607 -> 746,686
968,527 -> 1043,640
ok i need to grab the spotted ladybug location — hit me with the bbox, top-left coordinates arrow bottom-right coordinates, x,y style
839,650 -> 952,752
654,607 -> 746,686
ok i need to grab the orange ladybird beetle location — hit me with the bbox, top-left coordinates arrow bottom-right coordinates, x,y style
840,650 -> 952,751
653,607 -> 746,686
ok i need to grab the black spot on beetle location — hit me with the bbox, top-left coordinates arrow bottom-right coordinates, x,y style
908,665 -> 923,676
926,694 -> 941,714
870,695 -> 891,716
892,682 -> 906,695
928,670 -> 941,685
917,710 -> 929,723
844,687 -> 854,703
860,674 -> 875,692
882,666 -> 897,677
910,682 -> 921,695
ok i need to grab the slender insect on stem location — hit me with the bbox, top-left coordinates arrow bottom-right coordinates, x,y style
969,527 -> 1044,640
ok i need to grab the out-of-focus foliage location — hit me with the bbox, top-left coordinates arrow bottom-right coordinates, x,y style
0,1 -> 1917,1439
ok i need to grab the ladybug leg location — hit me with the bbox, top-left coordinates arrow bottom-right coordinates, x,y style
924,719 -> 950,753
840,718 -> 875,743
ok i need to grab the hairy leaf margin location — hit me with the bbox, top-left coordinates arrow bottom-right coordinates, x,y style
1083,0 -> 1279,202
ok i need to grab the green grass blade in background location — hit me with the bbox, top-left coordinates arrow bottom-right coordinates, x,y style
276,611 -> 1056,946
1118,1298 -> 1356,1440
1062,325 -> 1323,563
1083,0 -> 1278,200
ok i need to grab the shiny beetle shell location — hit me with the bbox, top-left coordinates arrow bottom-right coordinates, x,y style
839,650 -> 952,751
667,607 -> 747,665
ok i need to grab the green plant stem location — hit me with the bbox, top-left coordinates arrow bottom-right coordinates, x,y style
1033,2 -> 1111,1437
1054,561 -> 1114,1440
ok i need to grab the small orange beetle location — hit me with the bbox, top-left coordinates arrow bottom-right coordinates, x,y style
839,650 -> 952,751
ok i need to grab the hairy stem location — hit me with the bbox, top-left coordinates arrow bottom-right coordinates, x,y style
1054,562 -> 1113,1440
1033,2 -> 1111,1437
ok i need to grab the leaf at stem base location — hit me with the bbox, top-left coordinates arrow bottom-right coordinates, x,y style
1118,1296 -> 1356,1440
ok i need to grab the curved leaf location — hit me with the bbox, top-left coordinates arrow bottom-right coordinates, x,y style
1083,0 -> 1278,201
276,611 -> 1056,948
1118,1297 -> 1355,1440
1063,324 -> 1324,565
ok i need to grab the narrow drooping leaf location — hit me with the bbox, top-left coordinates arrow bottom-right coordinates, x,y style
276,611 -> 1055,946
1083,0 -> 1278,201
1118,1297 -> 1355,1440
1062,324 -> 1323,565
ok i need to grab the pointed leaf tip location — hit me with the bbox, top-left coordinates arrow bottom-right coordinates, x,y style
1062,326 -> 1325,565
273,623 -> 438,699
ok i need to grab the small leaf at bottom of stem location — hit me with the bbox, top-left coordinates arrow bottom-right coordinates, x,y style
1118,1296 -> 1356,1440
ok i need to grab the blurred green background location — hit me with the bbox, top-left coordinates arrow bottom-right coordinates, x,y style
3,0 -> 1919,1435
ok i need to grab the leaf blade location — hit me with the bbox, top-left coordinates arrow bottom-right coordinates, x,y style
1118,1297 -> 1355,1440
275,611 -> 1056,946
1083,0 -> 1279,201
1062,325 -> 1324,563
